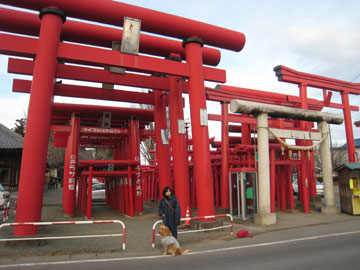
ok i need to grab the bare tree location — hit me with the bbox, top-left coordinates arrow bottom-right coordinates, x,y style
140,121 -> 155,164
12,117 -> 26,137
47,132 -> 65,168
135,103 -> 155,164
314,144 -> 348,170
91,148 -> 113,160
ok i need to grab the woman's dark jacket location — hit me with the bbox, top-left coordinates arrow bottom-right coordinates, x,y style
159,195 -> 181,238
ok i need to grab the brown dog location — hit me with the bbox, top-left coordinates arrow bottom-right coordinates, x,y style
159,225 -> 192,256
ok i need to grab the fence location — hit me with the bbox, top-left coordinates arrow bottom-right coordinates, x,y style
0,220 -> 126,250
152,214 -> 233,248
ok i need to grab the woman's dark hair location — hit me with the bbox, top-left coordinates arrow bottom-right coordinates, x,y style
162,186 -> 174,197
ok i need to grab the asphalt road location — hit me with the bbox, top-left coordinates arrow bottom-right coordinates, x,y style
2,219 -> 359,270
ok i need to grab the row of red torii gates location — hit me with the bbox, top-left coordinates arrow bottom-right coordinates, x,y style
0,0 -> 359,236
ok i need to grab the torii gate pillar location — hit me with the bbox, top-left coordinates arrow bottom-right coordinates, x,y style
319,121 -> 340,214
254,113 -> 277,225
341,92 -> 356,162
220,101 -> 230,208
153,90 -> 172,193
14,7 -> 65,236
168,54 -> 191,217
183,37 -> 215,217
64,113 -> 80,216
129,117 -> 143,213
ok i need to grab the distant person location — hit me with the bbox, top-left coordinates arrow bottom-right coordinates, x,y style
159,186 -> 181,238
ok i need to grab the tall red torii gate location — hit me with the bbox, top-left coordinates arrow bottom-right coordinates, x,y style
0,7 -> 221,66
0,0 -> 246,236
0,0 -> 245,52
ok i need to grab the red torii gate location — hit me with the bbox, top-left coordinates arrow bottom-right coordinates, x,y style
78,160 -> 140,219
0,0 -> 245,236
274,65 -> 360,163
49,103 -> 154,217
0,0 -> 245,52
210,83 -> 359,210
0,7 -> 221,66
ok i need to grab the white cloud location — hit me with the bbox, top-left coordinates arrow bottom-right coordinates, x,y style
0,55 -> 9,76
0,94 -> 29,129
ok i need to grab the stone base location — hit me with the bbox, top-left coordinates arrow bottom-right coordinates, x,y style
63,213 -> 79,218
321,205 -> 340,214
63,207 -> 82,218
254,213 -> 276,225
193,220 -> 224,230
310,196 -> 323,209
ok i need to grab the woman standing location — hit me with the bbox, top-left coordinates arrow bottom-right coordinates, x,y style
159,186 -> 181,238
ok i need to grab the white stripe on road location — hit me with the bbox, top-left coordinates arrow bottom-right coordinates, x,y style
188,229 -> 360,255
1,230 -> 360,268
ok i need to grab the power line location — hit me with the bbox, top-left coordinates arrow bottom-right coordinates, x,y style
350,72 -> 360,82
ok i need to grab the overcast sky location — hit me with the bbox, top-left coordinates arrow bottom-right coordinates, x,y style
0,0 -> 359,145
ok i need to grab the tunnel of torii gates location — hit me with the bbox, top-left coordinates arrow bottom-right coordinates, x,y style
0,0 -> 360,236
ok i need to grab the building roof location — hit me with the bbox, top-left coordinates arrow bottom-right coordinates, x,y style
342,138 -> 360,148
335,162 -> 360,171
0,123 -> 24,149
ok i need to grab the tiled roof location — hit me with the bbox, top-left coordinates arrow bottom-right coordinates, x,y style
335,162 -> 360,171
0,123 -> 24,149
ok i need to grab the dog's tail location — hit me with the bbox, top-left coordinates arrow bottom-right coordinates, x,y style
182,249 -> 193,254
